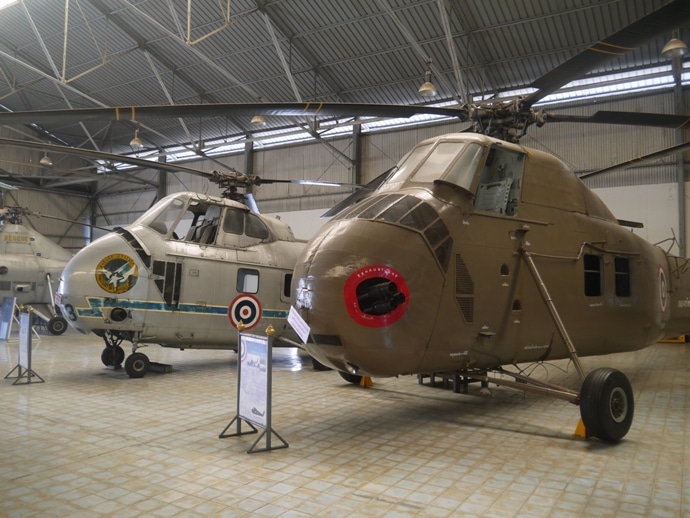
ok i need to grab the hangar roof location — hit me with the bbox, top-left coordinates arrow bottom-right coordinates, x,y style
0,0 -> 687,182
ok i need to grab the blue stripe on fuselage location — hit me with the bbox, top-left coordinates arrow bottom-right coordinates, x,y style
77,297 -> 289,319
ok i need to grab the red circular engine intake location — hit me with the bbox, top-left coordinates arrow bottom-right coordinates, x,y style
344,265 -> 409,328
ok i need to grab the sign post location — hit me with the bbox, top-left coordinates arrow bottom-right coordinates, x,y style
219,324 -> 288,453
4,311 -> 44,385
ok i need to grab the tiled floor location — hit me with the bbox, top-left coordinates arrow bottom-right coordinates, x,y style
0,327 -> 688,517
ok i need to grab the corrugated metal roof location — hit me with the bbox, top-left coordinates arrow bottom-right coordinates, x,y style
0,0 -> 686,167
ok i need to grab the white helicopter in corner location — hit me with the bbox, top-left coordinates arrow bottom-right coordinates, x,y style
0,139 -> 349,377
0,206 -> 72,334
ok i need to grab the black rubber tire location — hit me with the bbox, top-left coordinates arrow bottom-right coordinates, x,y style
100,345 -> 126,367
339,371 -> 363,385
47,316 -> 68,335
124,352 -> 150,378
101,347 -> 114,366
580,367 -> 634,442
311,357 -> 331,371
112,345 -> 125,366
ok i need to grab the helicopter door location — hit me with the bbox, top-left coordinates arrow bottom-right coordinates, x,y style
473,146 -> 524,216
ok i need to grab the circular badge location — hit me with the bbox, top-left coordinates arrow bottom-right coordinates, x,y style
343,264 -> 409,328
95,253 -> 138,294
229,294 -> 262,330
659,266 -> 667,313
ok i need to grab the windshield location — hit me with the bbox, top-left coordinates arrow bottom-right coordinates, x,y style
379,140 -> 485,193
136,194 -> 190,236
378,143 -> 433,192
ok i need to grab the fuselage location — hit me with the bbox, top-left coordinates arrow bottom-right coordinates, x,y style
57,192 -> 305,349
0,222 -> 72,306
293,133 -> 690,377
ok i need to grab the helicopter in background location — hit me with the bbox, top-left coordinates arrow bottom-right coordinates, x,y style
0,138 -> 365,378
0,206 -> 71,335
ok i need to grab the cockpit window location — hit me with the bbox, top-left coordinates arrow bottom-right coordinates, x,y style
440,143 -> 485,192
246,213 -> 270,240
410,142 -> 470,184
223,208 -> 244,235
221,208 -> 271,241
183,203 -> 221,244
378,140 -> 485,193
378,143 -> 433,191
137,196 -> 187,237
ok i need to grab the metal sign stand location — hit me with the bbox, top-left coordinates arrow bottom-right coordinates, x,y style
219,324 -> 288,453
4,311 -> 44,385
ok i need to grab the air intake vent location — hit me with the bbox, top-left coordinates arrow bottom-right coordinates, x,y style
455,254 -> 474,323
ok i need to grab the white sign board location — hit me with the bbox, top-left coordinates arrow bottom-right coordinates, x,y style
0,296 -> 16,340
18,312 -> 30,370
238,334 -> 268,428
288,306 -> 310,344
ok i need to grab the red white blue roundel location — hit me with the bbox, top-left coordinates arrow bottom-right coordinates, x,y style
228,294 -> 262,330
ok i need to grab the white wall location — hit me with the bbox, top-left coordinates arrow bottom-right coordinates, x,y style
593,183 -> 680,254
265,208 -> 331,240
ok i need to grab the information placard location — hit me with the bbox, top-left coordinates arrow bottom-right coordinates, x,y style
0,296 -> 16,340
238,334 -> 268,428
18,312 -> 30,369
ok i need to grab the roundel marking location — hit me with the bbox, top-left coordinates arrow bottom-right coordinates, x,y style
229,294 -> 262,330
344,264 -> 409,328
659,266 -> 667,313
95,253 -> 138,294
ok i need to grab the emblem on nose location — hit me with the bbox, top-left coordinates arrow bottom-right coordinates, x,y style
95,253 -> 139,294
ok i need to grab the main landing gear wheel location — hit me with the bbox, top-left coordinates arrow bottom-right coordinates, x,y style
101,345 -> 126,367
125,352 -> 150,378
47,316 -> 68,335
339,371 -> 363,385
579,367 -> 634,442
311,357 -> 331,371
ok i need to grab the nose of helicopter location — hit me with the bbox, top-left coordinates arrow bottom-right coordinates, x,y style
56,231 -> 145,332
293,219 -> 447,377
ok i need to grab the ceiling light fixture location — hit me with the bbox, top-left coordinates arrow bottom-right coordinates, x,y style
39,152 -> 52,167
129,128 -> 144,148
418,58 -> 437,98
662,38 -> 688,59
251,114 -> 267,126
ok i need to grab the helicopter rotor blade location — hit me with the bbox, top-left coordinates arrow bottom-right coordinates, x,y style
580,140 -> 690,180
0,103 -> 467,126
544,111 -> 690,129
0,137 -> 214,178
522,0 -> 690,109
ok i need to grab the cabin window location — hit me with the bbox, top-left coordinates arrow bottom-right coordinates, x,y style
614,257 -> 631,297
473,146 -> 525,216
583,254 -> 602,296
237,268 -> 259,294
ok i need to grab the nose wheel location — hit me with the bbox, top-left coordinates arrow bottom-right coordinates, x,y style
100,330 -> 126,367
124,352 -> 150,378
